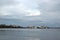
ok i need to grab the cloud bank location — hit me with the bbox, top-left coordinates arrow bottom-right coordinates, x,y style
0,0 -> 41,18
0,0 -> 60,27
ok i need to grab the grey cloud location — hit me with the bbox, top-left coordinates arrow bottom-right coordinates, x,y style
0,0 -> 60,27
38,0 -> 60,27
0,0 -> 19,6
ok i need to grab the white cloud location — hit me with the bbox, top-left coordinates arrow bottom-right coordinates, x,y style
0,0 -> 41,18
0,0 -> 60,20
25,9 -> 41,16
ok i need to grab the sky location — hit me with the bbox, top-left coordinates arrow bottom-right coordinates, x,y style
0,0 -> 60,27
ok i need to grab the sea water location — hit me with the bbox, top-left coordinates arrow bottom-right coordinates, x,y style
0,29 -> 60,40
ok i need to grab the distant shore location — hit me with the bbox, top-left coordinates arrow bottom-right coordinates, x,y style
0,24 -> 60,29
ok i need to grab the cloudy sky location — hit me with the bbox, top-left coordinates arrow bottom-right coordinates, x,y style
0,0 -> 60,27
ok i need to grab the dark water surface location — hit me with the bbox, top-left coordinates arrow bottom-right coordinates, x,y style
0,29 -> 60,40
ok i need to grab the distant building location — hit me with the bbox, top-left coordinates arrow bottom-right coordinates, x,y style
37,26 -> 48,29
27,26 -> 36,29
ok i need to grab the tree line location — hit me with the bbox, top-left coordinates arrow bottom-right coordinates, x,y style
0,24 -> 23,28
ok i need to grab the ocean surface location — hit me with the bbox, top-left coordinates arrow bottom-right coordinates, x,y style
0,29 -> 60,40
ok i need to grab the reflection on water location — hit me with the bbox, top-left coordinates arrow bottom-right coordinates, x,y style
0,29 -> 60,40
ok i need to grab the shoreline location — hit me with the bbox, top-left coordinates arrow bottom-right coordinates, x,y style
0,28 -> 59,31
